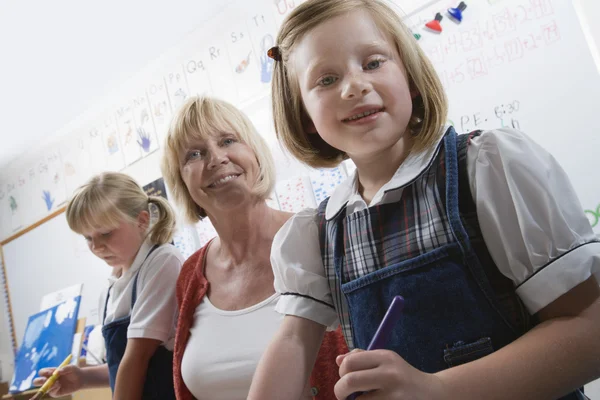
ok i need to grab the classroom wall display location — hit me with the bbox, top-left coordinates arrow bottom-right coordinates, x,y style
9,296 -> 81,393
0,0 -> 598,242
1,0 -> 599,362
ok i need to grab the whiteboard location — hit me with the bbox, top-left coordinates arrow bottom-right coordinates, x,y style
404,0 -> 600,230
2,212 -> 111,344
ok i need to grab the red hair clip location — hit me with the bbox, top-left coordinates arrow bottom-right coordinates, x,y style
267,46 -> 282,61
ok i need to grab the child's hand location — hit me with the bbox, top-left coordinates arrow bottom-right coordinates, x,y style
334,349 -> 446,400
32,365 -> 84,397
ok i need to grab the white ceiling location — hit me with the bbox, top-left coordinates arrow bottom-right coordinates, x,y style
0,0 -> 232,169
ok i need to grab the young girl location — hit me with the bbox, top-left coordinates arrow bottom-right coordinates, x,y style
33,172 -> 183,400
249,0 -> 600,399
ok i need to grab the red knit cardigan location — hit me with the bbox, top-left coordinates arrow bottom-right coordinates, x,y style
173,241 -> 349,400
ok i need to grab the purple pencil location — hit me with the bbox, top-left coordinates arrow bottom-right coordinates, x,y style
347,295 -> 405,400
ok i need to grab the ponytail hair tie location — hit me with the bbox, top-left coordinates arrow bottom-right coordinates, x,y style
267,46 -> 282,61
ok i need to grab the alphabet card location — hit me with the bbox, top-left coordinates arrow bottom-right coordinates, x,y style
224,13 -> 264,103
181,47 -> 213,98
132,93 -> 160,156
146,78 -> 172,145
86,123 -> 108,175
242,2 -> 278,86
115,103 -> 142,166
60,134 -> 93,198
202,26 -> 239,103
164,65 -> 190,114
37,148 -> 67,213
100,113 -> 126,172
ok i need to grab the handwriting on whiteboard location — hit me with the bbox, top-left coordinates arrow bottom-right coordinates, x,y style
423,0 -> 558,88
453,99 -> 522,132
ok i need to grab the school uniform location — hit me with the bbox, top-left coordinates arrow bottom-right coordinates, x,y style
272,127 -> 599,399
100,239 -> 183,399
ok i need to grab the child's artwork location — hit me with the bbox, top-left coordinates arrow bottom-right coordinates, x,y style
10,296 -> 81,393
60,134 -> 93,198
146,78 -> 173,145
100,114 -> 126,172
164,65 -> 190,114
201,22 -> 238,103
182,50 -> 213,98
87,124 -> 108,174
309,167 -> 347,204
271,0 -> 303,29
173,226 -> 199,259
195,218 -> 218,248
224,14 -> 264,102
115,104 -> 142,166
242,2 -> 278,84
37,149 -> 67,213
132,93 -> 159,156
275,176 -> 316,213
8,176 -> 23,232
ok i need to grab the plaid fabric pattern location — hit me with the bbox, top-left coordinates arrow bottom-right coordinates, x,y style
318,132 -> 530,349
318,138 -> 452,348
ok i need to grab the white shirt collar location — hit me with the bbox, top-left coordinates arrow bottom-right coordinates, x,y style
107,238 -> 153,284
325,126 -> 449,220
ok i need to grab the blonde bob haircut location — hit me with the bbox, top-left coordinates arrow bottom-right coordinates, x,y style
66,172 -> 177,245
271,0 -> 448,168
161,96 -> 276,224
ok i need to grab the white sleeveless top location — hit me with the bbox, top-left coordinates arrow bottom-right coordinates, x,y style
181,293 -> 283,400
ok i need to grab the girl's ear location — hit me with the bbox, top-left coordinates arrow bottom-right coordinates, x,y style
137,210 -> 150,231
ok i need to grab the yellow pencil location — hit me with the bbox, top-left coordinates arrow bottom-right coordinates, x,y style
29,354 -> 72,400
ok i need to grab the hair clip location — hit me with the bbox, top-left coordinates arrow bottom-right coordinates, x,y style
267,46 -> 282,61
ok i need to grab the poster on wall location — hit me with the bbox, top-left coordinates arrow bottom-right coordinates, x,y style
100,113 -> 126,172
132,93 -> 160,157
202,26 -> 239,103
181,48 -> 213,99
164,65 -> 190,114
146,78 -> 173,146
0,180 -> 9,239
270,0 -> 304,29
224,13 -> 265,103
37,148 -> 67,213
243,1 -> 278,87
87,124 -> 108,174
6,175 -> 23,233
115,103 -> 142,166
60,133 -> 93,198
309,166 -> 347,205
275,176 -> 316,213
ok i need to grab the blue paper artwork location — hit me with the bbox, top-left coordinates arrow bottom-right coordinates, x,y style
309,167 -> 347,204
137,127 -> 152,152
260,34 -> 275,83
42,190 -> 55,211
9,296 -> 81,393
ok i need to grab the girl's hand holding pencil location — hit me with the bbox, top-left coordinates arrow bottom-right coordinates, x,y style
32,355 -> 84,398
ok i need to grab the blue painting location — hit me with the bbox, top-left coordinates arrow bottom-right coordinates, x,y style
9,296 -> 81,393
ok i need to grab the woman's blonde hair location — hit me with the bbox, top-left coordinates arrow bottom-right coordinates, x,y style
271,0 -> 448,168
161,96 -> 276,224
66,172 -> 176,245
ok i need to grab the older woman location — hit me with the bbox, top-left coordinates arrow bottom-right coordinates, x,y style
161,96 -> 347,400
